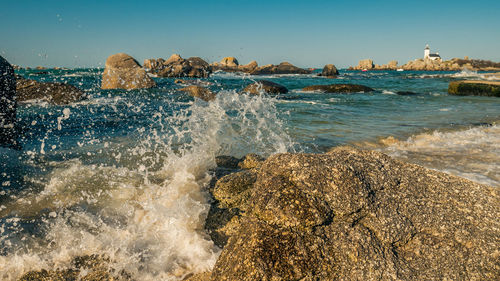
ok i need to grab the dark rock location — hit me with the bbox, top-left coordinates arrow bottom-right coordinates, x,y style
208,147 -> 499,280
16,76 -> 85,104
0,56 -> 17,147
250,62 -> 311,75
302,84 -> 374,93
215,155 -> 241,169
448,81 -> 500,97
396,91 -> 419,96
146,54 -> 211,78
319,64 -> 339,78
101,53 -> 156,90
243,80 -> 288,95
178,85 -> 216,102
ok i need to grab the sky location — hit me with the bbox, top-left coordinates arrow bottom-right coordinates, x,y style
1,0 -> 500,68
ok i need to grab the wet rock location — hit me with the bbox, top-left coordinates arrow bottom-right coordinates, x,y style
101,53 -> 156,90
215,155 -> 241,169
146,54 -> 211,78
0,55 -> 17,147
16,76 -> 85,104
302,83 -> 373,93
319,64 -> 339,78
250,62 -> 311,75
243,80 -> 288,95
185,272 -> 212,281
213,170 -> 257,209
448,81 -> 500,97
396,91 -> 419,96
178,85 -> 216,101
209,147 -> 500,280
238,153 -> 265,170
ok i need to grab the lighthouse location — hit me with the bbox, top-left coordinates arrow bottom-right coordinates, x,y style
424,44 -> 442,61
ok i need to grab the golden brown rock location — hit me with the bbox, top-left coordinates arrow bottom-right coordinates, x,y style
179,85 -> 216,101
101,53 -> 156,90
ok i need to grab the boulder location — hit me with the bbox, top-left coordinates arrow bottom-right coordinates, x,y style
319,64 -> 339,78
101,53 -> 156,90
16,76 -> 85,104
178,85 -> 216,101
387,60 -> 398,69
250,62 -> 312,75
208,147 -> 500,280
146,54 -> 211,78
448,81 -> 500,97
0,56 -> 17,147
302,83 -> 373,93
211,58 -> 258,73
243,80 -> 288,95
238,153 -> 265,170
357,59 -> 374,70
220,57 -> 239,67
239,61 -> 258,72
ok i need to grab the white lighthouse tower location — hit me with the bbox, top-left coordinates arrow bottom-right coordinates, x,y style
424,44 -> 430,59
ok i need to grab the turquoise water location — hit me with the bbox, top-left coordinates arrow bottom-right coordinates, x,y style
0,68 -> 499,279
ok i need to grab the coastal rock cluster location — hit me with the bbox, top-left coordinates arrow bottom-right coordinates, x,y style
210,57 -> 259,73
16,76 -> 85,104
101,53 -> 156,90
0,55 -> 17,147
350,59 -> 399,70
350,57 -> 500,71
144,54 -> 212,78
203,147 -> 499,280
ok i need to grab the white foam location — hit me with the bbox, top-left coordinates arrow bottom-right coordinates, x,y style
0,90 -> 295,280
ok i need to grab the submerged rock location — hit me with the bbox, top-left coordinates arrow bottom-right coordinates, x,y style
319,64 -> 339,78
243,80 -> 288,95
16,76 -> 85,104
302,83 -> 373,93
0,55 -> 17,147
250,62 -> 311,75
207,147 -> 499,280
178,85 -> 216,101
448,80 -> 500,97
101,53 -> 156,90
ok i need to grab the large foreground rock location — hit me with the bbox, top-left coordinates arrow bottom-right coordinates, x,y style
0,56 -> 17,147
145,54 -> 211,78
207,147 -> 499,280
16,76 -> 85,104
243,80 -> 288,95
302,83 -> 373,93
448,80 -> 500,97
250,62 -> 311,75
101,53 -> 156,90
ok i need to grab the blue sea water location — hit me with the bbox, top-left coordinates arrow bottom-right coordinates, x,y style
0,68 -> 499,279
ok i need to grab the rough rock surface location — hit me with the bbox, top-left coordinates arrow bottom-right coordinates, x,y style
243,80 -> 288,95
211,57 -> 259,73
145,54 -> 211,78
101,53 -> 156,90
250,62 -> 312,75
302,84 -> 373,93
178,85 -> 216,101
220,57 -> 239,67
319,64 -> 339,78
448,80 -> 500,97
0,55 -> 17,147
356,59 -> 374,70
207,147 -> 500,280
16,76 -> 85,104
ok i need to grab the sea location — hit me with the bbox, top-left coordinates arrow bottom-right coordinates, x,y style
0,68 -> 499,279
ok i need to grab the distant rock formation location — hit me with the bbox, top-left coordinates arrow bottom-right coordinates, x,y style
144,54 -> 211,78
243,80 -> 288,95
318,64 -> 339,78
349,57 -> 500,71
302,84 -> 373,93
250,62 -> 312,75
178,85 -> 216,101
101,53 -> 156,90
448,81 -> 500,97
206,147 -> 500,280
0,56 -> 17,147
351,59 -> 374,70
16,76 -> 85,104
211,57 -> 259,73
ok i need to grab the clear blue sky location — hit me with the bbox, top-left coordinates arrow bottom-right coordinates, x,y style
1,0 -> 499,68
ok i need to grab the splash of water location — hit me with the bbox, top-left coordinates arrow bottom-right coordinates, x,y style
0,90 -> 295,280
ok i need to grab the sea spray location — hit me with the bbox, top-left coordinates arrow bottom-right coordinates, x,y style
0,90 -> 295,280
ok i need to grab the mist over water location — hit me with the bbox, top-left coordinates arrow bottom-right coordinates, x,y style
1,68 -> 499,279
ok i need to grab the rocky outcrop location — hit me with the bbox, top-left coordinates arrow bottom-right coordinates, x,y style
302,83 -> 373,93
448,81 -> 500,97
350,60 -> 399,71
352,59 -> 374,70
249,62 -> 312,75
178,85 -> 216,101
243,80 -> 288,95
0,56 -> 17,147
101,53 -> 156,90
16,76 -> 85,104
318,64 -> 339,78
211,57 -> 259,73
144,54 -> 211,78
206,147 -> 500,280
